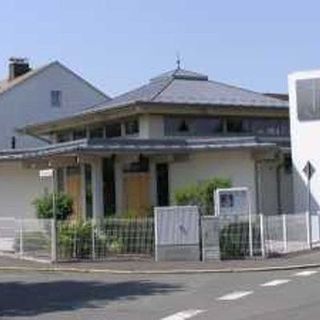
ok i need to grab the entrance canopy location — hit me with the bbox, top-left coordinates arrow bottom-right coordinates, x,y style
0,136 -> 278,164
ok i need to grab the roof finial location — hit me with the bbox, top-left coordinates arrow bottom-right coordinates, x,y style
176,52 -> 181,70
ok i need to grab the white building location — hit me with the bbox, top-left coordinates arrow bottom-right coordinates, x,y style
6,67 -> 293,219
289,70 -> 320,213
0,58 -> 109,217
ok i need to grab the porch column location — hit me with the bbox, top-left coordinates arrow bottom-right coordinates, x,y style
91,158 -> 104,220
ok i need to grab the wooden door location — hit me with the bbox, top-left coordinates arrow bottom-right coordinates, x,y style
123,173 -> 150,216
66,167 -> 82,219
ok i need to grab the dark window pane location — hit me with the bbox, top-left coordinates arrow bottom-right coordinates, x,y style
73,129 -> 87,140
125,119 -> 139,135
89,127 -> 104,139
85,164 -> 93,219
56,132 -> 70,143
106,123 -> 121,138
103,158 -> 116,216
156,163 -> 169,206
51,90 -> 62,107
226,118 -> 244,133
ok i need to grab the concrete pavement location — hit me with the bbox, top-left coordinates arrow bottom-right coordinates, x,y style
1,267 -> 320,319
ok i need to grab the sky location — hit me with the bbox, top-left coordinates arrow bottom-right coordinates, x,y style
0,0 -> 319,97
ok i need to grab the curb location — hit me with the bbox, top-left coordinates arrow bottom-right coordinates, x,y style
1,263 -> 320,275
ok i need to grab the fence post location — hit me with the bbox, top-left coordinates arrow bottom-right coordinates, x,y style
259,213 -> 265,257
51,219 -> 57,263
282,214 -> 288,253
306,211 -> 312,250
19,220 -> 23,257
248,212 -> 253,257
91,220 -> 96,260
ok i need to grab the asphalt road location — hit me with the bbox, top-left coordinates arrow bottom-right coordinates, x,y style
1,268 -> 320,320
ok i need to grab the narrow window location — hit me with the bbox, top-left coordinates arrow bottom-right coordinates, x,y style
125,119 -> 139,135
156,163 -> 169,206
85,164 -> 93,219
11,136 -> 16,149
51,90 -> 62,107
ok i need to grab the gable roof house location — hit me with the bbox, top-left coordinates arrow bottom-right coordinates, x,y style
0,58 -> 109,218
0,66 -> 292,219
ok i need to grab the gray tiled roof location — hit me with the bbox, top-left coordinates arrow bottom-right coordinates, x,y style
0,136 -> 277,161
82,68 -> 288,114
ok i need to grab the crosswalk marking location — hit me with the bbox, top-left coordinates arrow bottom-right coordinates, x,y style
217,291 -> 253,301
161,309 -> 205,320
294,270 -> 318,277
260,279 -> 291,287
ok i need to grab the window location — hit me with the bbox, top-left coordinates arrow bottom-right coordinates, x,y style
226,118 -> 245,133
56,132 -> 71,143
164,117 -> 222,136
89,127 -> 104,139
85,164 -> 93,219
72,129 -> 87,140
296,78 -> 320,121
105,123 -> 121,138
125,119 -> 139,135
51,90 -> 62,107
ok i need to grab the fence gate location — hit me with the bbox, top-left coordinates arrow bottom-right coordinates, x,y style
154,206 -> 200,261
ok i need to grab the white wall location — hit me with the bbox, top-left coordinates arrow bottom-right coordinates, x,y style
0,62 -> 107,149
0,162 -> 51,219
169,150 -> 257,214
289,70 -> 320,213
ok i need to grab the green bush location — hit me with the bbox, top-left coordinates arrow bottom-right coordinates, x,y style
174,178 -> 231,215
33,193 -> 73,220
57,220 -> 93,259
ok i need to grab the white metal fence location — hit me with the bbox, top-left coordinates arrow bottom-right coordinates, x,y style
56,218 -> 154,261
0,218 -> 54,262
1,211 -> 320,263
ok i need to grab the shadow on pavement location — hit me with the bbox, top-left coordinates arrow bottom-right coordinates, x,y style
0,279 -> 181,317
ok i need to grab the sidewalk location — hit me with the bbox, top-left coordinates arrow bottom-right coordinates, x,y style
2,250 -> 320,274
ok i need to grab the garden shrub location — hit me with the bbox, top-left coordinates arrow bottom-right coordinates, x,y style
174,178 -> 231,215
33,193 -> 73,220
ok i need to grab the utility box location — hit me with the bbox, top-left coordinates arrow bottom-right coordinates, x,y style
154,206 -> 200,261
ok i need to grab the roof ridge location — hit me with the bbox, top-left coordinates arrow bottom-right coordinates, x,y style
150,77 -> 175,101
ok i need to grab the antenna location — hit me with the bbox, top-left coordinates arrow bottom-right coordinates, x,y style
176,52 -> 181,70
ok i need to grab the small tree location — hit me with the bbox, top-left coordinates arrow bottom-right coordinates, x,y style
174,178 -> 231,215
33,193 -> 73,220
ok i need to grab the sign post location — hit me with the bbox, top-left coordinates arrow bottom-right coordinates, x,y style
39,168 -> 57,262
303,161 -> 315,249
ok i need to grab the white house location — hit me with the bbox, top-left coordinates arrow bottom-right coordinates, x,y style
289,70 -> 320,213
0,58 -> 109,218
6,66 -> 293,219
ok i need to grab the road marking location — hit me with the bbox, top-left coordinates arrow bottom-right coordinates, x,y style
260,279 -> 291,287
294,270 -> 318,277
217,291 -> 253,301
161,309 -> 205,320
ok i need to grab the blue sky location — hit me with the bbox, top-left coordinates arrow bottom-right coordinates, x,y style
0,0 -> 319,96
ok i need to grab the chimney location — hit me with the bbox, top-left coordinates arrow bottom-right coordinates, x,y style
9,57 -> 31,80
